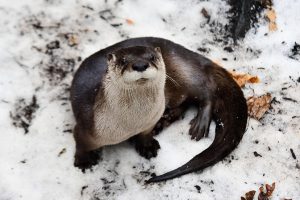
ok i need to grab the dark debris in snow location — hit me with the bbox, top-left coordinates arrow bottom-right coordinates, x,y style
10,95 -> 39,134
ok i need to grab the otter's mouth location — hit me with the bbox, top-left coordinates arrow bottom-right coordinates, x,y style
122,66 -> 158,84
136,78 -> 149,84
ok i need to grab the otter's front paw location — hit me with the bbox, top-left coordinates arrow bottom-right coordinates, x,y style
135,138 -> 160,159
74,150 -> 101,172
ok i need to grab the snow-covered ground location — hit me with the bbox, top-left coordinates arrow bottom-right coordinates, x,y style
0,0 -> 299,199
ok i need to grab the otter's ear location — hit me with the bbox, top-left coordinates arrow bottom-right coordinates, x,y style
154,47 -> 161,53
107,53 -> 116,62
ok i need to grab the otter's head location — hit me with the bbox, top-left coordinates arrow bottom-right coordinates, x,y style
106,46 -> 165,86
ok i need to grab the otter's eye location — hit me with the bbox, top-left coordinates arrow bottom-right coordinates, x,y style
150,55 -> 156,62
120,58 -> 127,65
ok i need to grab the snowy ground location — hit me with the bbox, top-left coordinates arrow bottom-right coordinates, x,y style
0,0 -> 299,199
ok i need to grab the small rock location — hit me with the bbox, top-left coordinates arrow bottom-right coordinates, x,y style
254,151 -> 262,157
194,185 -> 201,193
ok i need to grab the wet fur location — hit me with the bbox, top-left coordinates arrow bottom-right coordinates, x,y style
70,37 -> 248,181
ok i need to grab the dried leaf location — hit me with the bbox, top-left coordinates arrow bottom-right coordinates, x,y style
266,183 -> 276,196
266,8 -> 277,32
230,71 -> 260,87
126,18 -> 134,25
62,33 -> 79,46
241,190 -> 256,200
247,93 -> 272,120
68,35 -> 79,46
258,182 -> 276,200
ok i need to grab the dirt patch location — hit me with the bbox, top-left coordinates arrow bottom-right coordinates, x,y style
289,42 -> 300,60
43,55 -> 76,85
227,0 -> 272,42
199,0 -> 272,51
35,38 -> 78,86
19,13 -> 88,86
10,95 -> 39,134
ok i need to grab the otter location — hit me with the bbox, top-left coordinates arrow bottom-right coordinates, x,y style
70,37 -> 248,182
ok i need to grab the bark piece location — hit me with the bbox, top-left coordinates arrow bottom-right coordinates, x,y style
247,93 -> 272,120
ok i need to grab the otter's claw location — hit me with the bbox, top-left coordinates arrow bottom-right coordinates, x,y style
189,117 -> 210,141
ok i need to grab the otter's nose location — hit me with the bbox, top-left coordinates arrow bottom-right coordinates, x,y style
132,62 -> 149,72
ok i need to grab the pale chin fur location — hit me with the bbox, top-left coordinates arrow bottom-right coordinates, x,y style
123,67 -> 158,83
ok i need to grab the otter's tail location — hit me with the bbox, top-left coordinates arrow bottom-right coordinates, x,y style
147,78 -> 248,183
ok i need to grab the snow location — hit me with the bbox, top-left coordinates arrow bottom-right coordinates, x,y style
0,0 -> 299,199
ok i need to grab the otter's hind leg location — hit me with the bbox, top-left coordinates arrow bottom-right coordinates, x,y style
74,124 -> 102,171
189,102 -> 212,141
152,104 -> 188,135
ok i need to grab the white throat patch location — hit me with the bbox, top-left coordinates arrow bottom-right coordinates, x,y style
92,59 -> 166,147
